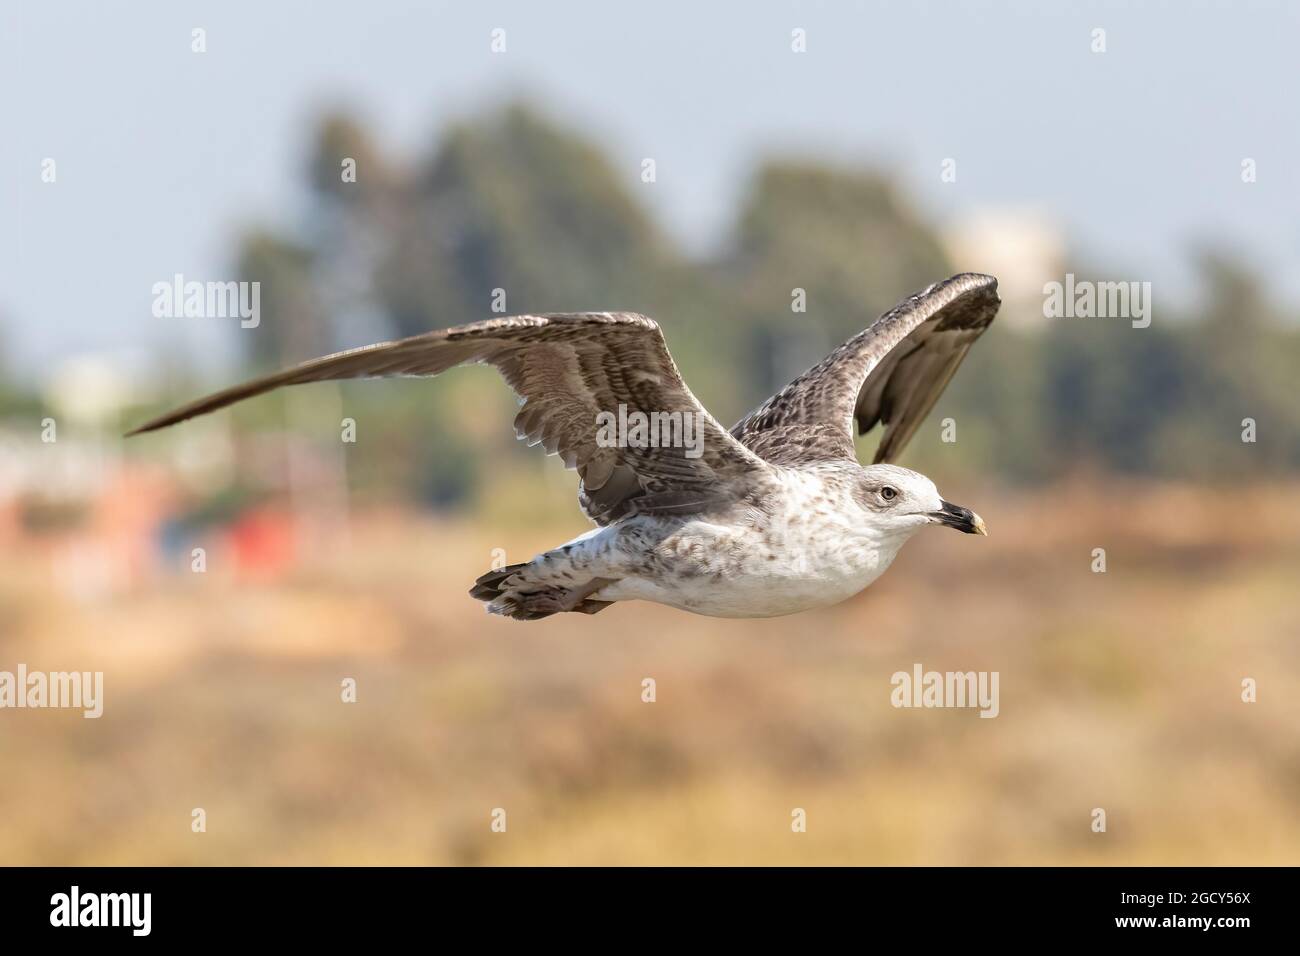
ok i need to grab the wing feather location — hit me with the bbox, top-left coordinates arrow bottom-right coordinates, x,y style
732,273 -> 999,465
128,312 -> 769,524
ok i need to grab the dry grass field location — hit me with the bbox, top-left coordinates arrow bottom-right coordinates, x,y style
2,480 -> 1298,865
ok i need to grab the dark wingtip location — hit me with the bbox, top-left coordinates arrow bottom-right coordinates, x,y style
123,401 -> 217,437
948,271 -> 1000,300
124,409 -> 204,436
123,418 -> 170,438
951,271 -> 998,286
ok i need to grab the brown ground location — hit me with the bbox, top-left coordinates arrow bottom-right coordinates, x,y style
2,480 -> 1298,865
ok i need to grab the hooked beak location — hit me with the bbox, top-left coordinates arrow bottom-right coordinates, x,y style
930,500 -> 987,536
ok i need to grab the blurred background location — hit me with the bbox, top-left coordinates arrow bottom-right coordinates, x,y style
1,0 -> 1298,864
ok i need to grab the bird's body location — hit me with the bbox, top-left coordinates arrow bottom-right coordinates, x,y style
510,461 -> 905,618
129,273 -> 1000,621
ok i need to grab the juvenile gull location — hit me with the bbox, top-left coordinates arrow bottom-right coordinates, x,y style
128,273 -> 999,620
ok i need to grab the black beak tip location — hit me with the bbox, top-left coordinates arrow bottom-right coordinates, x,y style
933,500 -> 987,536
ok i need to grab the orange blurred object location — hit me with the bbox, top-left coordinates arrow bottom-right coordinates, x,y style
226,507 -> 296,581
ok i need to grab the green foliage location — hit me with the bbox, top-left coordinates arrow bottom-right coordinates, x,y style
235,231 -> 320,369
378,104 -> 675,333
719,161 -> 952,402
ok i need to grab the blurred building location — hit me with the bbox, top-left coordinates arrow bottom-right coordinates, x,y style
941,208 -> 1065,329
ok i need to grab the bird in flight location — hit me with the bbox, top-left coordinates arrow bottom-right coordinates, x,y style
129,273 -> 998,620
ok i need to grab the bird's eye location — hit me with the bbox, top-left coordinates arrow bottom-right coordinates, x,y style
881,486 -> 897,501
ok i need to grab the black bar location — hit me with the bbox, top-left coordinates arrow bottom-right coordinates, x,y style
0,866 -> 1277,942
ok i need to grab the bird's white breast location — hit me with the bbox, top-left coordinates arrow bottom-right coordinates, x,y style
603,469 -> 906,618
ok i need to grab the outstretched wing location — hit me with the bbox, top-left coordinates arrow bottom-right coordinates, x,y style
731,273 -> 999,465
128,312 -> 770,524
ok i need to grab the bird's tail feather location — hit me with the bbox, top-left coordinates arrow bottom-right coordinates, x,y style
470,563 -> 616,621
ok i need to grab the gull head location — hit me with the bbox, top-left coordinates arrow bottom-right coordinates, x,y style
853,464 -> 987,539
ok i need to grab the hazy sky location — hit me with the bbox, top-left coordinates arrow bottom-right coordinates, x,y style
3,0 -> 1297,381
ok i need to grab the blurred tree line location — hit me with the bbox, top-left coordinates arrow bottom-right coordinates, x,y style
226,103 -> 1297,505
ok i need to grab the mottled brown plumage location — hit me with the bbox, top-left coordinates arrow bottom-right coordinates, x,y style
128,311 -> 768,525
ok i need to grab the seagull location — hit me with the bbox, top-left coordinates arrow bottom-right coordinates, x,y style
128,272 -> 999,620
